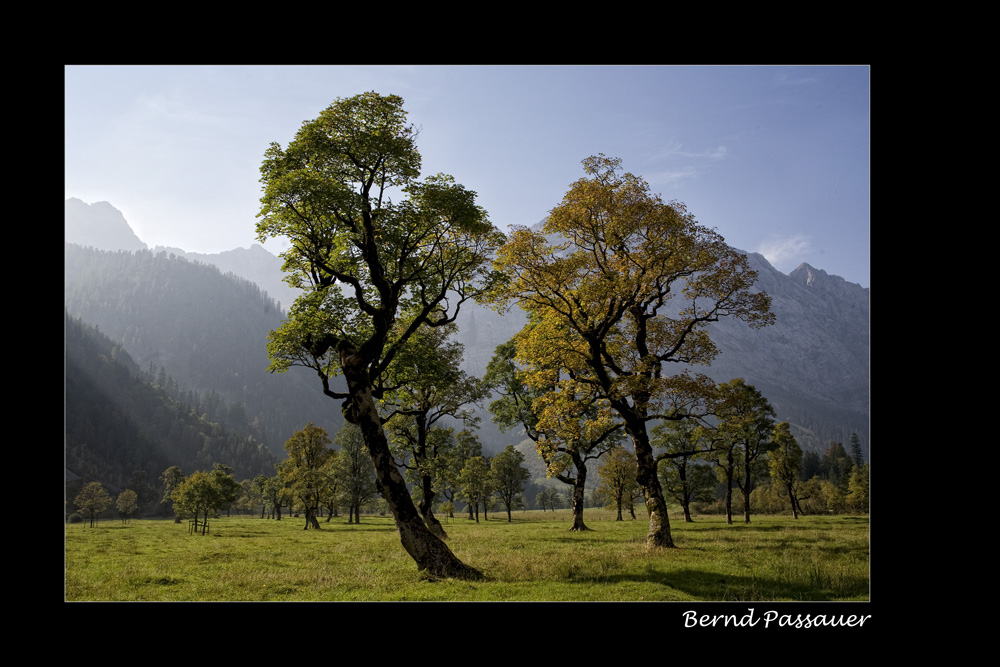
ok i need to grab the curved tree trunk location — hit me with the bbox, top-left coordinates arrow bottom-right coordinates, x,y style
341,360 -> 480,579
419,473 -> 447,539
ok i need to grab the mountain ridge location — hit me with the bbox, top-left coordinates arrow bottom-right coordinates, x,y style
65,198 -> 869,455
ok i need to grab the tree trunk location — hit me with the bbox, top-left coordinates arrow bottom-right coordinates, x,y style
723,450 -> 734,525
419,473 -> 447,539
568,457 -> 590,531
628,424 -> 675,548
786,483 -> 799,519
341,358 -> 480,579
742,454 -> 752,524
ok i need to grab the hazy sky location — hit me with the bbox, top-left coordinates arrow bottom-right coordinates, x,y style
65,65 -> 869,287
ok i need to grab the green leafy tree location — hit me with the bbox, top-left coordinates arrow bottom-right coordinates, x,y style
768,422 -> 804,519
846,462 -> 870,514
75,481 -> 112,527
244,477 -> 267,516
333,425 -> 378,524
251,475 -> 270,518
652,419 -> 715,522
210,463 -> 242,517
262,473 -> 290,520
384,324 -> 487,539
159,465 -> 185,522
488,155 -> 773,548
438,429 -> 482,520
459,456 -> 492,523
714,379 -> 775,524
486,339 -> 621,531
597,448 -> 640,521
318,453 -> 340,521
490,445 -> 530,522
536,487 -> 561,511
280,423 -> 334,529
255,92 -> 502,578
171,464 -> 240,535
116,489 -> 139,524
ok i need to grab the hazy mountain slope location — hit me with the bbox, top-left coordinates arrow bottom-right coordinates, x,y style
65,313 -> 277,487
64,244 -> 342,455
152,244 -> 301,314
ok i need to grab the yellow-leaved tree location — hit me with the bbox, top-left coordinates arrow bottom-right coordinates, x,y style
488,155 -> 774,548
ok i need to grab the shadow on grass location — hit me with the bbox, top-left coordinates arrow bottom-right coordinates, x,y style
555,566 -> 869,601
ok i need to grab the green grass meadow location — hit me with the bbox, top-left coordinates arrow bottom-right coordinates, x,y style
64,509 -> 869,601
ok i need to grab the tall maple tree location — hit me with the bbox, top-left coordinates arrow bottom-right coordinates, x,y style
256,92 -> 502,578
489,155 -> 773,548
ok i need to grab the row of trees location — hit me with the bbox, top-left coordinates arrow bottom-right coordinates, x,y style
251,92 -> 863,578
72,482 -> 141,527
602,415 -> 868,524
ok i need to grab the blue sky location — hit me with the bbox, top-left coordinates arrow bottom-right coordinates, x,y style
65,65 -> 869,287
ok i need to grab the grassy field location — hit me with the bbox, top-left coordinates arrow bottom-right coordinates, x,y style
64,509 -> 869,601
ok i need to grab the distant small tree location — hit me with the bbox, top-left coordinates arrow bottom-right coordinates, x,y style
171,465 -> 240,535
708,379 -> 775,524
333,425 -> 377,524
490,445 -> 530,522
280,423 -> 334,530
536,487 -> 558,511
75,482 -> 112,527
652,418 -> 715,523
262,473 -> 290,520
849,433 -> 865,467
236,478 -> 264,516
438,430 -> 482,520
598,448 -> 639,521
459,456 -> 492,523
486,339 -> 620,531
768,422 -> 803,519
821,441 -> 854,489
159,465 -> 185,522
116,489 -> 139,524
846,463 -> 870,514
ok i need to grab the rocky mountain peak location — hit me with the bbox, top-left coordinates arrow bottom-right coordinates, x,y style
65,198 -> 147,252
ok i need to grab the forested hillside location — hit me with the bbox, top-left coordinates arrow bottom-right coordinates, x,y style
64,243 -> 342,456
65,313 -> 277,489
